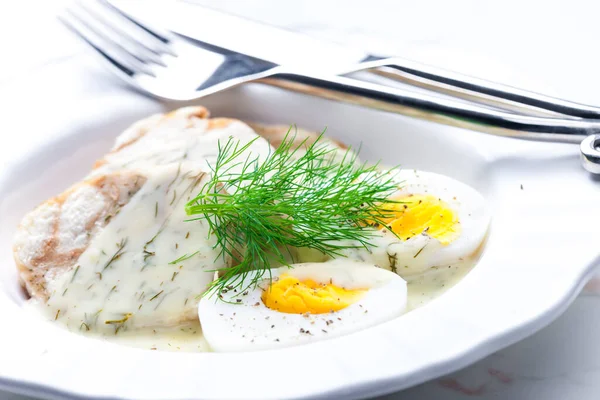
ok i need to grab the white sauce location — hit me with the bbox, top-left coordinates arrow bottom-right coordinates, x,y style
110,238 -> 480,351
38,116 -> 275,337
91,118 -> 270,178
45,165 -> 222,334
405,258 -> 474,311
37,255 -> 477,352
98,323 -> 210,352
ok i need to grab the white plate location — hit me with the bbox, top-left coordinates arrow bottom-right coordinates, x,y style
1,61 -> 600,400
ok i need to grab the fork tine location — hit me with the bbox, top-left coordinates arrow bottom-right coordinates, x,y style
58,13 -> 134,77
59,9 -> 156,78
97,0 -> 177,56
62,6 -> 157,77
75,0 -> 168,67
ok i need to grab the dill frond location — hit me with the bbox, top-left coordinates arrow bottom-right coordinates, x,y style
185,129 -> 400,296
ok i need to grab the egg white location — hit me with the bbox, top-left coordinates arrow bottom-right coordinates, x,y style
198,260 -> 407,352
298,169 -> 490,277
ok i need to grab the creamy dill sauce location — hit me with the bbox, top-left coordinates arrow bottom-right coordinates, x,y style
36,257 -> 476,352
405,258 -> 474,311
38,117 -> 274,340
90,118 -> 269,178
45,165 -> 221,334
97,322 -> 210,352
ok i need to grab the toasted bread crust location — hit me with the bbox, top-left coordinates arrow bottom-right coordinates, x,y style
247,122 -> 347,150
13,172 -> 146,300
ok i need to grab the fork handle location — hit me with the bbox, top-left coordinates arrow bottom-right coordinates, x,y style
261,71 -> 599,144
357,56 -> 600,119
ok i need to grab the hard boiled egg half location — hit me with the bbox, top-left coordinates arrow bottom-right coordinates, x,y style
299,169 -> 490,277
198,260 -> 407,352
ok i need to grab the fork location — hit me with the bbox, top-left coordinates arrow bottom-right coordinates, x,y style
59,0 -> 600,173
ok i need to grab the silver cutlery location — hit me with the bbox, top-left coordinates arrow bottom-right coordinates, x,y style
58,0 -> 600,173
129,0 -> 600,119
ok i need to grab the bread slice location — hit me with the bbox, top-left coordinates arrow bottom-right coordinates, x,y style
248,122 -> 353,163
247,122 -> 347,150
13,105 -> 345,332
13,172 -> 146,301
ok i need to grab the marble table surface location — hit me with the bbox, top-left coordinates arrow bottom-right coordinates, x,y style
2,1 -> 600,399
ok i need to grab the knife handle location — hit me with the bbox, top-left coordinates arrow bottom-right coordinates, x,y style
356,57 -> 600,119
261,71 -> 597,144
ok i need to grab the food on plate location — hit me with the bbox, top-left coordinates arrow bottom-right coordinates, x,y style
297,170 -> 489,276
13,105 -> 488,352
198,261 -> 407,351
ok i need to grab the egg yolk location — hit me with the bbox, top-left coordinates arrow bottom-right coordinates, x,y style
379,194 -> 461,245
261,274 -> 367,314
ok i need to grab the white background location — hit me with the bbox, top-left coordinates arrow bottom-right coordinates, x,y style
2,1 -> 600,399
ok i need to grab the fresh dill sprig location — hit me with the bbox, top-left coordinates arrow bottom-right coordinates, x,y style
185,130 -> 400,296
